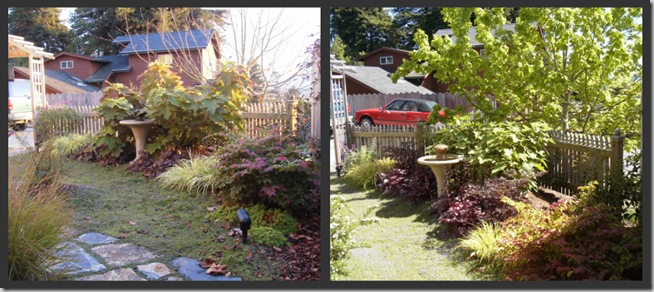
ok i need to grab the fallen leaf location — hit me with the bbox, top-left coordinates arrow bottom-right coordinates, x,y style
206,263 -> 228,275
136,229 -> 148,234
289,247 -> 296,253
207,206 -> 217,212
227,230 -> 235,237
221,223 -> 231,229
273,246 -> 282,252
247,252 -> 253,260
117,233 -> 129,239
257,272 -> 263,278
233,228 -> 242,236
216,236 -> 226,243
199,258 -> 215,269
128,221 -> 136,225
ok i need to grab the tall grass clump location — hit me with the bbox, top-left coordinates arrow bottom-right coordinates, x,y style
8,145 -> 72,280
156,155 -> 219,195
457,221 -> 504,276
51,133 -> 93,158
344,157 -> 396,189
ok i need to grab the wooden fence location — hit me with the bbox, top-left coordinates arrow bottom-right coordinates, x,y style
46,91 -> 103,107
42,100 -> 297,138
345,122 -> 624,195
347,92 -> 477,114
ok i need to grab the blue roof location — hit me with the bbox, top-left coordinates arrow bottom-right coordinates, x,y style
85,55 -> 130,83
45,69 -> 100,92
113,29 -> 216,54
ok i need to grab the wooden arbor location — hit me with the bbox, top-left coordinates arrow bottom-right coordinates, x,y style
8,34 -> 54,146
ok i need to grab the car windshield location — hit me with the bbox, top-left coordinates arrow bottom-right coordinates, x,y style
419,101 -> 438,112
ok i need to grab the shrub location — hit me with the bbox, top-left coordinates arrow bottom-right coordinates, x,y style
93,61 -> 249,160
342,143 -> 377,174
437,176 -> 532,237
51,133 -> 94,158
34,105 -> 83,141
156,154 -> 219,194
597,149 -> 642,223
330,194 -> 378,280
8,146 -> 72,280
344,157 -> 396,190
431,116 -> 552,188
250,226 -> 290,247
210,134 -> 319,216
377,147 -> 438,203
206,204 -> 298,236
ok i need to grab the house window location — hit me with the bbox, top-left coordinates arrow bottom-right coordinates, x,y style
380,56 -> 393,65
479,49 -> 486,57
60,60 -> 74,69
157,54 -> 173,64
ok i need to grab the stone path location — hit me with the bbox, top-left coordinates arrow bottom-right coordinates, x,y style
50,232 -> 241,281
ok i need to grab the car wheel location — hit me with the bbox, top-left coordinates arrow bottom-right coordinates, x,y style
360,117 -> 374,128
12,123 -> 26,131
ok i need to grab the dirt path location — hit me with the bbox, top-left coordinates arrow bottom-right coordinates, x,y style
330,175 -> 477,281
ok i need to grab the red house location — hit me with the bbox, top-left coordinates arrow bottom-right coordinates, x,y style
45,29 -> 221,90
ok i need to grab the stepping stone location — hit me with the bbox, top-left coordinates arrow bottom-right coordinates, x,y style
171,257 -> 242,281
137,262 -> 173,280
50,242 -> 106,275
77,232 -> 118,245
166,276 -> 184,281
91,243 -> 158,267
77,268 -> 146,281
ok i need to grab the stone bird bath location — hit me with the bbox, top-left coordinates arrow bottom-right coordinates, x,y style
119,119 -> 154,164
417,144 -> 463,198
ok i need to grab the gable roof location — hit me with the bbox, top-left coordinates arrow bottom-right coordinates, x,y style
113,29 -> 217,54
85,55 -> 131,83
343,66 -> 434,94
356,47 -> 411,61
435,23 -> 517,48
13,66 -> 100,93
48,52 -> 112,63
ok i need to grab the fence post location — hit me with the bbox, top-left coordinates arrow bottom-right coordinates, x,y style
345,121 -> 353,149
610,128 -> 625,179
416,120 -> 425,157
287,100 -> 297,133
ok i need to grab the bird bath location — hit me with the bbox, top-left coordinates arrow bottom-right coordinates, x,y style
119,119 -> 154,164
417,144 -> 463,198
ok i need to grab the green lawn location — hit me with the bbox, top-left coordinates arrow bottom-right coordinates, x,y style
330,174 -> 482,281
9,154 -> 282,281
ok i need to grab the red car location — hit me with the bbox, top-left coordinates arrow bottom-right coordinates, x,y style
353,98 -> 437,127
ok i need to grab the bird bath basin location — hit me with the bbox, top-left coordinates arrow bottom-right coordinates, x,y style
119,119 -> 154,164
417,144 -> 463,198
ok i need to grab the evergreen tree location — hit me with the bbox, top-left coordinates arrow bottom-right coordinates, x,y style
8,7 -> 72,54
330,7 -> 394,61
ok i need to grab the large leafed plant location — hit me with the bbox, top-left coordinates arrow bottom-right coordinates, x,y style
93,61 -> 251,159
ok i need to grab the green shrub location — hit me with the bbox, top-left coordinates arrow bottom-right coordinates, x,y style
34,105 -> 83,141
457,222 -> 504,276
156,155 -> 219,195
431,116 -> 552,188
206,204 -> 298,236
51,133 -> 94,158
93,61 -> 249,159
330,194 -> 378,280
9,147 -> 72,280
343,143 -> 377,174
344,157 -> 396,190
249,226 -> 290,247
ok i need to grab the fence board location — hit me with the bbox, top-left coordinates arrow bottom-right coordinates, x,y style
47,91 -> 103,107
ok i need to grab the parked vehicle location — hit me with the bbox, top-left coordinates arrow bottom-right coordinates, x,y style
353,98 -> 437,127
8,79 -> 33,131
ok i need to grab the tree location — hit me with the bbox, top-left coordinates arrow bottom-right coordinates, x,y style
68,7 -> 225,56
8,7 -> 72,54
391,7 -> 448,49
330,7 -> 394,61
330,35 -> 351,64
392,8 -> 642,149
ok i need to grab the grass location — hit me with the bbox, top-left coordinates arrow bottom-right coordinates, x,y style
8,154 -> 282,281
330,173 -> 481,281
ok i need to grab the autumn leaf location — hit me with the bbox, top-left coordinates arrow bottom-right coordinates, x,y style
207,206 -> 217,212
273,246 -> 282,252
118,233 -> 129,239
128,221 -> 136,225
247,252 -> 253,260
199,258 -> 215,269
206,263 -> 228,275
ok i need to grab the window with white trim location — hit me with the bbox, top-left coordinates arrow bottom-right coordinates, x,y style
60,60 -> 74,69
380,56 -> 393,65
157,54 -> 173,64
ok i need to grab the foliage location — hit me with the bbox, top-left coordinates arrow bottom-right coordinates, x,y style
344,157 -> 396,190
392,8 -> 642,149
69,8 -> 226,56
8,8 -> 72,54
437,175 -> 531,237
377,147 -> 437,203
597,149 -> 642,223
457,221 -> 504,276
330,35 -> 352,64
249,226 -> 290,247
329,8 -> 394,62
93,61 -> 250,160
211,134 -> 319,216
51,133 -> 94,158
425,104 -> 466,125
430,116 -> 552,187
207,204 -> 298,237
460,182 -> 642,280
34,106 -> 84,141
391,7 -> 449,49
157,154 -> 219,194
330,194 -> 379,280
342,143 -> 377,174
8,145 -> 72,280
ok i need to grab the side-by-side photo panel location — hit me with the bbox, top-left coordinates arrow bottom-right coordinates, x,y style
8,7 -> 321,284
329,7 -> 643,281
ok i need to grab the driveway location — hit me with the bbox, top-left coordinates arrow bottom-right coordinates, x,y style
8,125 -> 35,156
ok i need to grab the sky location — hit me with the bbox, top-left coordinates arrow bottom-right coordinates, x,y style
58,7 -> 320,93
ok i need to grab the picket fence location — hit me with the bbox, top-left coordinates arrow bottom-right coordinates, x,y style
345,122 -> 624,195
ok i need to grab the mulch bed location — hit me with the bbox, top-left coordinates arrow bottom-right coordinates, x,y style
277,214 -> 321,281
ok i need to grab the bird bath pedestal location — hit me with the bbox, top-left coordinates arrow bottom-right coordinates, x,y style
417,144 -> 463,198
119,119 -> 154,164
